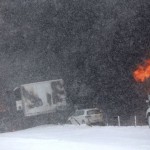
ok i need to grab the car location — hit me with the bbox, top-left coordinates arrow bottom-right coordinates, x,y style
67,108 -> 105,125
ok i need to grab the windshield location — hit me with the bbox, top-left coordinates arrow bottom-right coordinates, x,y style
73,110 -> 84,116
87,110 -> 100,115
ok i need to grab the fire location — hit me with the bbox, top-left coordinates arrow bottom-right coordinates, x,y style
133,59 -> 150,82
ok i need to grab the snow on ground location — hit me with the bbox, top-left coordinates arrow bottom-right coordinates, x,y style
0,125 -> 149,150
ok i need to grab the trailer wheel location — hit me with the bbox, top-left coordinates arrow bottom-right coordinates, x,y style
148,115 -> 150,128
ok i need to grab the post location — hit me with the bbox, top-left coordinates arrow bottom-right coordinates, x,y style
105,113 -> 109,126
134,116 -> 137,127
118,116 -> 120,126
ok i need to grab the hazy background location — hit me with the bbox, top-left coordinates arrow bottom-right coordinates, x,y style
0,0 -> 150,123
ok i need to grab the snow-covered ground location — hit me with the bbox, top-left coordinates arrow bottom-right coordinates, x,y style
0,125 -> 149,150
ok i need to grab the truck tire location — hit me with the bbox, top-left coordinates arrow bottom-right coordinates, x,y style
148,115 -> 150,128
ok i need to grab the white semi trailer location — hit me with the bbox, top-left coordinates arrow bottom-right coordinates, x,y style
14,79 -> 67,117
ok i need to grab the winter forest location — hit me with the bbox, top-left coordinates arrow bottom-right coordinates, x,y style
0,0 -> 150,128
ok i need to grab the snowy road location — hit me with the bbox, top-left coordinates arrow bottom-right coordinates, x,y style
0,125 -> 149,150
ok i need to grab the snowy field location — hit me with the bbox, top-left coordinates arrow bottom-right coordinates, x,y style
0,125 -> 149,150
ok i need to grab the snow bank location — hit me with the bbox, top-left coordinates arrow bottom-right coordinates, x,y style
0,125 -> 149,150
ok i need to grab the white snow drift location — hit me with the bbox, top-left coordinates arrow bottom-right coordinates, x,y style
0,125 -> 149,150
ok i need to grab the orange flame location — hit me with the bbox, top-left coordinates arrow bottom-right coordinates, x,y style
133,59 -> 150,82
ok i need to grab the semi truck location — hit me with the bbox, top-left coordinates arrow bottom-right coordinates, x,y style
7,79 -> 68,130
